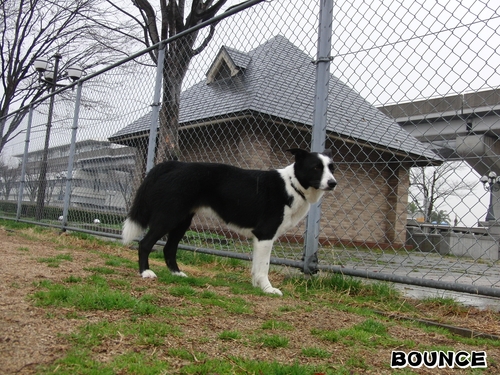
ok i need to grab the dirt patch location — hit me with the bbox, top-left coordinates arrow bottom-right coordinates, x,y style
0,226 -> 499,374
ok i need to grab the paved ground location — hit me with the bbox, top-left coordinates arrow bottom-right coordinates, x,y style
321,247 -> 500,286
318,245 -> 498,279
320,249 -> 500,311
392,284 -> 500,312
315,247 -> 500,311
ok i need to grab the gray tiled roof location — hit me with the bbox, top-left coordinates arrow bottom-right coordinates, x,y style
223,46 -> 252,70
109,35 -> 438,161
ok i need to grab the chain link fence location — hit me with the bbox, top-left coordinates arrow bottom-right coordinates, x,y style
1,0 -> 499,297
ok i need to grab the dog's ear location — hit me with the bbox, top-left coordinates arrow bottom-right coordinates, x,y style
287,148 -> 310,161
322,149 -> 333,158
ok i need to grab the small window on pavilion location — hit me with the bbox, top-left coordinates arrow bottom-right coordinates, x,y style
206,46 -> 250,84
213,60 -> 233,82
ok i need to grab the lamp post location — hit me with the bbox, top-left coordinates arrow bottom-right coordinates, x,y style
33,54 -> 82,220
480,171 -> 500,222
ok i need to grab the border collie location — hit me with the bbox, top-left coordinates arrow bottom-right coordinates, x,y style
122,149 -> 336,296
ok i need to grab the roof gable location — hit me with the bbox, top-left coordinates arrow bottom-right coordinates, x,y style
206,46 -> 251,84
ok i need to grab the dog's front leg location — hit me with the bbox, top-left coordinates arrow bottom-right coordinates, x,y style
251,239 -> 283,296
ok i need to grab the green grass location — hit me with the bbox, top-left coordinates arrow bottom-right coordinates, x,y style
152,247 -> 247,269
197,291 -> 252,313
0,219 -> 36,230
301,346 -> 331,358
101,254 -> 136,268
63,275 -> 82,283
166,285 -> 253,314
218,330 -> 242,340
312,318 -> 414,348
69,319 -> 183,348
285,273 -> 417,316
345,353 -> 369,370
37,253 -> 73,267
31,277 -> 159,315
420,296 -> 468,315
150,248 -> 220,266
169,284 -> 197,297
84,266 -> 116,274
258,334 -> 289,348
2,219 -> 497,375
46,347 -> 171,375
180,358 -> 335,375
287,273 -> 401,300
262,319 -> 294,331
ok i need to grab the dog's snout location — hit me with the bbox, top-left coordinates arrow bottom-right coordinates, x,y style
327,179 -> 337,189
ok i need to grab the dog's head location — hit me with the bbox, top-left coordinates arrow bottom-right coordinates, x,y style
287,148 -> 337,191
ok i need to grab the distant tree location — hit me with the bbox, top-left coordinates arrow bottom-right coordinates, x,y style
108,169 -> 134,211
409,162 -> 476,223
407,200 -> 421,215
429,209 -> 450,224
0,0 -> 133,154
0,156 -> 19,200
24,168 -> 39,202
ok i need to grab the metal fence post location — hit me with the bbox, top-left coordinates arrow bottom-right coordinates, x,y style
303,0 -> 334,274
146,43 -> 166,173
35,54 -> 62,221
61,82 -> 83,229
16,105 -> 34,220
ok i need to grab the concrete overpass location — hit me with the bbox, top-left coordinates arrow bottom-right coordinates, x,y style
378,89 -> 500,177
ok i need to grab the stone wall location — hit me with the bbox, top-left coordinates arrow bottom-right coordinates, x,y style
406,225 -> 499,261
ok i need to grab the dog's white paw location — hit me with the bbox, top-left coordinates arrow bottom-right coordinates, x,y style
253,276 -> 282,296
172,271 -> 188,277
141,269 -> 157,278
262,285 -> 283,296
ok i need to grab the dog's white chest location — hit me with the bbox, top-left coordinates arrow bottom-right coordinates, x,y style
280,199 -> 310,234
275,166 -> 319,238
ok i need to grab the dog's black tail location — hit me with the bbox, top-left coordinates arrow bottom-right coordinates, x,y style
122,161 -> 178,244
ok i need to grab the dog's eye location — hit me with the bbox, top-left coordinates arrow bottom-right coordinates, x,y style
314,165 -> 322,171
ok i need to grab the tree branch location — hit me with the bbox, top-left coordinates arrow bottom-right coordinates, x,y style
192,24 -> 216,56
132,0 -> 160,45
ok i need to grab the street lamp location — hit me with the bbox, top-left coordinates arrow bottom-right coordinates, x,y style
480,171 -> 500,222
33,53 -> 83,220
34,56 -> 83,83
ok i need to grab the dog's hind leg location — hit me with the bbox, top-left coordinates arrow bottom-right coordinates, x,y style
164,214 -> 194,277
138,226 -> 169,278
251,239 -> 283,296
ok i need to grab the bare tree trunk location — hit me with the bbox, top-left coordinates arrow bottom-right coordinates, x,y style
156,35 -> 196,162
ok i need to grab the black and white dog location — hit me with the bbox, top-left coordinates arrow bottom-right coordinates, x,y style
122,148 -> 336,296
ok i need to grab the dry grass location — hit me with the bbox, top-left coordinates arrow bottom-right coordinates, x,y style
0,223 -> 499,374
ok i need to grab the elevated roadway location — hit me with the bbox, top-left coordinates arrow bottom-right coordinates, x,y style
379,89 -> 500,177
